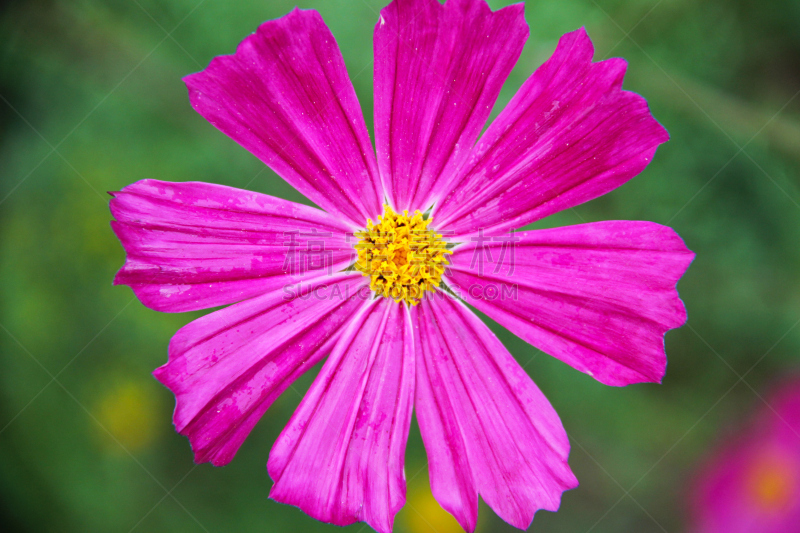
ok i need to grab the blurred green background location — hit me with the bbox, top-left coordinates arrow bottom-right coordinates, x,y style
1,0 -> 799,531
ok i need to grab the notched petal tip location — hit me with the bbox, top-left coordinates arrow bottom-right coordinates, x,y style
152,363 -> 228,467
445,221 -> 693,387
374,0 -> 529,211
110,271 -> 125,287
153,274 -> 368,468
109,180 -> 356,312
182,5 -> 321,79
414,295 -> 577,530
268,299 -> 414,533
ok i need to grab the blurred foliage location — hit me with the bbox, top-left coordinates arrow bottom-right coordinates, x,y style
1,0 -> 799,531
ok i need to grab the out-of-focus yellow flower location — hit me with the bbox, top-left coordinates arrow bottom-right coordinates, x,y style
95,380 -> 160,453
404,482 -> 469,533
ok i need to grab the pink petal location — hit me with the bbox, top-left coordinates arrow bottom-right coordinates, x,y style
374,0 -> 528,212
692,438 -> 800,533
765,378 -> 800,444
444,221 -> 694,386
184,8 -> 382,227
111,179 -> 355,312
413,292 -> 577,531
153,273 -> 369,466
268,298 -> 414,533
432,28 -> 669,237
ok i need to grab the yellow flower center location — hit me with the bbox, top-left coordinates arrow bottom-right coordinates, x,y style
748,456 -> 795,512
355,205 -> 452,305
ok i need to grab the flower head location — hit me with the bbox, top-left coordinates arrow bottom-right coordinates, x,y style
110,0 -> 693,531
690,378 -> 800,533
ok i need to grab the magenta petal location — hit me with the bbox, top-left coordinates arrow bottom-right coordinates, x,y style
153,273 -> 368,466
432,28 -> 669,237
413,293 -> 577,531
185,8 -> 382,227
693,437 -> 800,533
110,179 -> 355,313
268,298 -> 414,533
445,221 -> 694,386
374,0 -> 528,212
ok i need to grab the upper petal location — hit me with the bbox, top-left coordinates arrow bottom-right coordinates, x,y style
185,8 -> 382,227
373,0 -> 528,212
432,28 -> 669,237
444,221 -> 694,386
413,292 -> 577,531
153,273 -> 369,466
268,297 -> 415,533
111,179 -> 355,312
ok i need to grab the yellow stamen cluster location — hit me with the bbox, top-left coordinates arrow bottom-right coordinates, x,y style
355,205 -> 452,305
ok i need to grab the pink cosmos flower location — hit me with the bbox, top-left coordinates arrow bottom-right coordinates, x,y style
690,378 -> 800,533
110,0 -> 694,531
